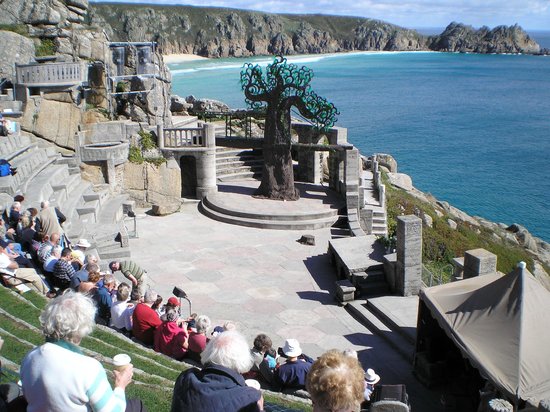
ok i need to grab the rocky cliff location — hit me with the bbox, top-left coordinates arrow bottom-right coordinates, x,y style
88,3 -> 541,57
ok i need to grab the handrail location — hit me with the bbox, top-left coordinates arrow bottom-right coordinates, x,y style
15,62 -> 87,87
162,127 -> 205,148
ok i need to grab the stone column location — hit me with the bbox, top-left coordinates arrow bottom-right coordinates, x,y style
294,123 -> 321,183
463,248 -> 497,279
196,123 -> 217,199
396,215 -> 422,296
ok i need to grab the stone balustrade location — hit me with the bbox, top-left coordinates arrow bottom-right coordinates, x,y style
162,127 -> 205,148
16,62 -> 87,87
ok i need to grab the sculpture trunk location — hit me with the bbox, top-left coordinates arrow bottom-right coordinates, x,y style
255,105 -> 300,200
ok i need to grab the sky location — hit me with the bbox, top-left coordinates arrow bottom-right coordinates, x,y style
91,0 -> 550,30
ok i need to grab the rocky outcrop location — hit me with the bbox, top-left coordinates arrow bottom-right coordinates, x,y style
429,22 -> 540,54
88,4 -> 542,58
0,31 -> 35,81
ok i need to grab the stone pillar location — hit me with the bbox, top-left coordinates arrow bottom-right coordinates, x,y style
463,248 -> 497,279
396,215 -> 422,296
106,159 -> 116,187
452,257 -> 464,281
157,124 -> 164,150
294,123 -> 321,183
196,124 -> 217,199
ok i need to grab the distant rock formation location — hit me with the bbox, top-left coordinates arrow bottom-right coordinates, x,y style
87,3 -> 541,58
429,22 -> 541,54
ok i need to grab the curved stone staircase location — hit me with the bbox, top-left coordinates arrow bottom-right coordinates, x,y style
216,147 -> 263,182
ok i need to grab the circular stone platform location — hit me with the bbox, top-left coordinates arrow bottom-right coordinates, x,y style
199,180 -> 346,230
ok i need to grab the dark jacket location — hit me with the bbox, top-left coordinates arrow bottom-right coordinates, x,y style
171,364 -> 261,412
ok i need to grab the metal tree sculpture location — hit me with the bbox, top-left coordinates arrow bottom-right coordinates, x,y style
240,55 -> 338,200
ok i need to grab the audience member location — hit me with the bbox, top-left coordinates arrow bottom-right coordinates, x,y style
111,282 -> 131,332
38,201 -> 64,242
37,232 -> 60,264
364,368 -> 381,402
78,269 -> 101,294
122,289 -> 142,333
0,240 -> 48,295
154,307 -> 189,360
20,291 -> 144,411
186,314 -> 211,363
43,245 -> 62,274
306,350 -> 365,412
171,330 -> 263,412
109,260 -> 149,295
247,333 -> 276,388
71,239 -> 90,267
19,214 -> 36,253
132,289 -> 162,346
70,254 -> 99,291
52,247 -> 75,292
92,273 -> 116,325
275,338 -> 313,392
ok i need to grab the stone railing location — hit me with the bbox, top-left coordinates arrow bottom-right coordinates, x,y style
15,62 -> 87,87
372,156 -> 386,208
158,123 -> 215,150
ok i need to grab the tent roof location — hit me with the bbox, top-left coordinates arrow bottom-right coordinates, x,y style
420,266 -> 550,405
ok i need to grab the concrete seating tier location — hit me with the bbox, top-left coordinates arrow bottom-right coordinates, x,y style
200,181 -> 344,230
215,147 -> 263,182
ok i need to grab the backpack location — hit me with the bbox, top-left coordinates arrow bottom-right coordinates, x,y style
0,160 -> 11,177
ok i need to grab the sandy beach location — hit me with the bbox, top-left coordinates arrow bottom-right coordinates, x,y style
163,53 -> 208,63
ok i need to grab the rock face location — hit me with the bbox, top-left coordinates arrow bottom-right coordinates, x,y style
429,22 -> 540,54
89,4 -> 542,58
0,31 -> 35,81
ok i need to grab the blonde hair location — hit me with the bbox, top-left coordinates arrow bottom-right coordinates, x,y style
306,350 -> 365,412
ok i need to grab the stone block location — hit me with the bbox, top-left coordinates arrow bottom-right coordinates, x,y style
123,163 -> 146,191
297,235 -> 315,246
151,198 -> 181,216
464,248 -> 497,279
335,279 -> 356,304
396,215 -> 422,296
34,99 -> 81,149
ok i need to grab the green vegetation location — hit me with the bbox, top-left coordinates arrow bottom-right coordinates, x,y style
35,38 -> 56,57
128,130 -> 166,166
384,174 -> 535,276
0,287 -> 311,411
0,24 -> 28,36
116,81 -> 128,93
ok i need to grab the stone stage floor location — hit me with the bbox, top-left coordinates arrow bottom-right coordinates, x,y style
122,180 -> 441,411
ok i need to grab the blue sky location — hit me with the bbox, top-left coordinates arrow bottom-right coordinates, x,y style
91,0 -> 550,30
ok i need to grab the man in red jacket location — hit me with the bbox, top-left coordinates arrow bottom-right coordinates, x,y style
132,289 -> 161,346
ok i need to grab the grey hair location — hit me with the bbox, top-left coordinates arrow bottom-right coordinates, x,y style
52,245 -> 63,256
116,283 -> 131,301
40,200 -> 49,209
201,330 -> 253,373
144,289 -> 157,303
165,307 -> 179,322
86,254 -> 98,264
103,274 -> 116,286
40,291 -> 96,343
195,314 -> 211,334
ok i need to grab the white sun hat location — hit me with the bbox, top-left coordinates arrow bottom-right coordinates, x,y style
365,368 -> 380,384
76,239 -> 91,248
282,338 -> 302,357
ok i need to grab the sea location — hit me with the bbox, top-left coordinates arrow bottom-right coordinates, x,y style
168,30 -> 550,242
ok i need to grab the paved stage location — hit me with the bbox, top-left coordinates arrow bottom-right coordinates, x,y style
123,181 -> 441,411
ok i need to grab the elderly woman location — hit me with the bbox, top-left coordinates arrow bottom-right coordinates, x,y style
20,291 -> 136,412
306,350 -> 366,412
185,314 -> 211,363
154,307 -> 189,360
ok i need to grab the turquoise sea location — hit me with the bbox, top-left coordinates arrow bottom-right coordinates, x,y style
169,41 -> 550,242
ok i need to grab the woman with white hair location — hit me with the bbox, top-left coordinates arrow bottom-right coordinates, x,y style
185,314 -> 211,363
20,291 -> 140,412
171,330 -> 263,412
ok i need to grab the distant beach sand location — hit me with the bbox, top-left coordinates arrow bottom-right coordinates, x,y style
163,53 -> 207,63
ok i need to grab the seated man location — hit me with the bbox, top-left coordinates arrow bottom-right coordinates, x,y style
111,282 -> 131,332
52,247 -> 76,292
70,253 -> 99,291
171,330 -> 263,412
275,338 -> 314,392
92,274 -> 116,325
0,240 -> 48,295
132,289 -> 162,346
109,260 -> 149,295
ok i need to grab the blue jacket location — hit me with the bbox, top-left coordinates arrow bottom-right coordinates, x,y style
275,359 -> 312,391
171,364 -> 261,412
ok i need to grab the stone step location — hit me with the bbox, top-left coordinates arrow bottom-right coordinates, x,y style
25,164 -> 71,207
216,155 -> 263,165
50,173 -> 82,206
216,164 -> 263,176
97,194 -> 128,225
365,299 -> 416,345
217,171 -> 261,182
199,200 -> 339,231
95,243 -> 131,260
346,300 -> 414,363
76,199 -> 100,223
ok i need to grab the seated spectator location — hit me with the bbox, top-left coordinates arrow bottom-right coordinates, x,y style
19,214 -> 36,253
0,114 -> 11,136
275,338 -> 314,392
52,247 -> 76,292
20,291 -> 143,411
109,260 -> 149,295
71,239 -> 90,268
246,334 -> 277,387
132,289 -> 162,346
78,269 -> 101,294
92,274 -> 116,325
122,289 -> 142,333
364,368 -> 381,402
161,296 -> 181,319
154,307 -> 189,360
171,330 -> 263,412
306,350 -> 365,412
70,254 -> 99,291
111,282 -> 131,331
37,232 -> 60,265
0,239 -> 48,295
186,314 -> 211,363
38,201 -> 64,244
43,245 -> 62,274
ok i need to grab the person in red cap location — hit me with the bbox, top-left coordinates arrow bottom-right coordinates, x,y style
154,306 -> 189,360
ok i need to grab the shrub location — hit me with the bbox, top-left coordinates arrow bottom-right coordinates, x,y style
35,38 -> 56,57
128,145 -> 144,164
138,129 -> 157,151
0,24 -> 28,36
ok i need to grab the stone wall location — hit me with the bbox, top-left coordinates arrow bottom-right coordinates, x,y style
123,158 -> 181,207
